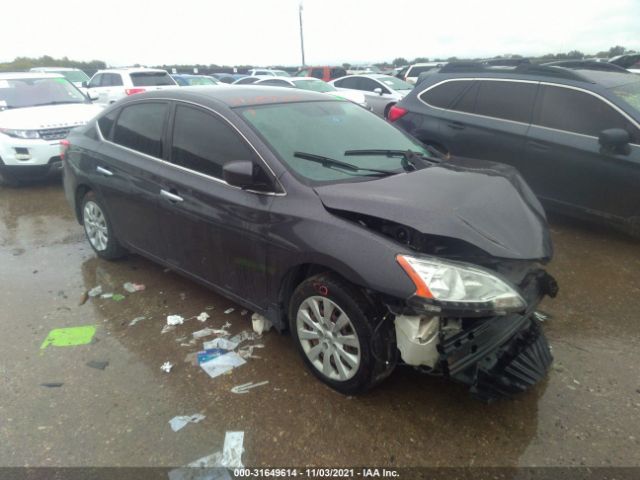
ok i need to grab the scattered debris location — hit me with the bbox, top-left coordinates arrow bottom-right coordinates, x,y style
205,305 -> 215,311
200,352 -> 246,379
193,328 -> 218,339
88,286 -> 102,298
229,330 -> 261,345
197,348 -> 228,364
79,291 -> 89,306
40,382 -> 63,388
240,310 -> 248,316
197,312 -> 210,322
86,360 -> 109,370
123,282 -> 146,293
167,315 -> 185,326
238,344 -> 265,360
161,325 -> 176,334
224,308 -> 234,314
251,313 -> 273,335
184,352 -> 199,366
221,431 -> 245,468
231,381 -> 269,394
40,325 -> 96,349
169,413 -> 206,432
112,294 -> 126,302
203,337 -> 238,351
180,292 -> 187,300
534,310 -> 552,322
161,361 -> 174,373
129,316 -> 146,327
222,322 -> 232,330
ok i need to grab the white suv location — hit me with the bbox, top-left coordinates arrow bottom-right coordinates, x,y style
86,68 -> 177,104
0,73 -> 103,184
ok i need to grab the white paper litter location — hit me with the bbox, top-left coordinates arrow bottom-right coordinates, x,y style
169,413 -> 206,432
230,381 -> 269,394
161,324 -> 176,334
160,361 -> 174,373
196,312 -> 210,322
129,316 -> 146,326
223,322 -> 232,329
192,328 -> 218,339
251,313 -> 273,335
221,431 -> 244,468
224,308 -> 234,314
199,352 -> 246,379
100,293 -> 113,299
167,315 -> 185,326
240,310 -> 248,316
123,282 -> 145,293
88,286 -> 103,297
238,344 -> 265,360
203,337 -> 239,351
230,330 -> 261,345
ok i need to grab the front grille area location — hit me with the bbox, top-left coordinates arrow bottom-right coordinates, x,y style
38,127 -> 72,141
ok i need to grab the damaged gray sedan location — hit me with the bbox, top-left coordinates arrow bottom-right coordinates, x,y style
63,86 -> 558,401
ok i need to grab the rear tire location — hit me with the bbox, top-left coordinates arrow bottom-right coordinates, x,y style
81,191 -> 126,260
289,273 -> 395,394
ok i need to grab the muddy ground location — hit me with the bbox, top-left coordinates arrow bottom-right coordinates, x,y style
1,179 -> 639,468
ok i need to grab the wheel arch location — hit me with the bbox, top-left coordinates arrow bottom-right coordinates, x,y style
74,184 -> 93,223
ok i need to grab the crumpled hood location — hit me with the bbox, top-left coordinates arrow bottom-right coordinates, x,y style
314,157 -> 553,260
0,103 -> 104,130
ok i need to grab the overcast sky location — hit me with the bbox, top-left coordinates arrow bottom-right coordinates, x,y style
2,0 -> 639,67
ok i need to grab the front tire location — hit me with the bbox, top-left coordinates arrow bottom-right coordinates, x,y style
289,273 -> 394,394
81,191 -> 126,260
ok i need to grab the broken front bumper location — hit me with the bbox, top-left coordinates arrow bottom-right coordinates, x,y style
394,270 -> 556,401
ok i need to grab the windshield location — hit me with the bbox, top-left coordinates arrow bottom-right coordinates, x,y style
186,76 -> 218,86
273,70 -> 290,77
0,77 -> 86,110
60,70 -> 90,83
292,79 -> 336,93
375,76 -> 412,91
610,81 -> 640,111
130,71 -> 175,86
239,100 -> 431,183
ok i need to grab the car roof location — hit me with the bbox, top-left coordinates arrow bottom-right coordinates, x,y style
409,63 -> 443,68
96,68 -> 169,74
30,67 -> 80,71
120,85 -> 338,108
0,72 -> 65,80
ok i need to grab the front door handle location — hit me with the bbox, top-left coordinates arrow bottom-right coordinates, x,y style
446,121 -> 465,130
160,189 -> 184,203
96,166 -> 113,177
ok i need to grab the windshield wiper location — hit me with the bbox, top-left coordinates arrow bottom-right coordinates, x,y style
344,149 -> 441,171
293,152 -> 397,176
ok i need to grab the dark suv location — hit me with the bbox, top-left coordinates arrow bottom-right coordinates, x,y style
390,62 -> 640,236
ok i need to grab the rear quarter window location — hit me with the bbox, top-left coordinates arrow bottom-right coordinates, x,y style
473,80 -> 538,123
112,102 -> 168,157
420,80 -> 473,109
130,72 -> 175,87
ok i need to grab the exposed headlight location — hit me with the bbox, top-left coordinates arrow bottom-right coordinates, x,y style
0,128 -> 41,139
397,254 -> 526,314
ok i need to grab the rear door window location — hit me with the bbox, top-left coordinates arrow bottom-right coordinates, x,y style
112,102 -> 168,158
534,85 -> 639,142
330,68 -> 346,79
473,80 -> 538,123
88,74 -> 103,88
130,72 -> 175,86
310,69 -> 324,79
357,78 -> 382,92
334,77 -> 360,89
420,80 -> 473,108
98,109 -> 119,139
104,73 -> 123,87
170,104 -> 255,180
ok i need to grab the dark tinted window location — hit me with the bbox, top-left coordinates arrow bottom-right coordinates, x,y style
130,72 -> 175,86
451,81 -> 479,113
334,77 -> 359,89
171,105 -> 255,179
330,68 -> 346,79
474,81 -> 537,123
310,69 -> 324,79
104,73 -> 123,87
535,85 -> 639,141
98,109 -> 118,139
112,102 -> 168,157
420,80 -> 472,108
357,78 -> 381,92
88,74 -> 103,88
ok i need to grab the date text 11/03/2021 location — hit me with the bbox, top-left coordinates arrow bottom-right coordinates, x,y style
233,468 -> 400,477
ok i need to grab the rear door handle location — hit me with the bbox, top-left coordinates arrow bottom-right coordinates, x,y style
446,121 -> 465,130
96,166 -> 113,177
160,189 -> 184,203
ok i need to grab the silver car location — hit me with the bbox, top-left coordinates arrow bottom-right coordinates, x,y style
329,74 -> 414,118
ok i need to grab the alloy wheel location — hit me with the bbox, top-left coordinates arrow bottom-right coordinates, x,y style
83,201 -> 109,251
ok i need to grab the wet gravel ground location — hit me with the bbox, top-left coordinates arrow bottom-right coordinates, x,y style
1,178 -> 639,468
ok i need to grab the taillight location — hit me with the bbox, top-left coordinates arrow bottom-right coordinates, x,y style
60,139 -> 70,161
388,105 -> 408,122
125,88 -> 146,96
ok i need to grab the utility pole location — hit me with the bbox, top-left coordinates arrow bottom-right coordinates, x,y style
299,2 -> 306,66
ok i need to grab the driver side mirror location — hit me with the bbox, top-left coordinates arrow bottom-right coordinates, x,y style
373,87 -> 383,96
223,161 -> 259,188
599,128 -> 631,155
87,90 -> 99,101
